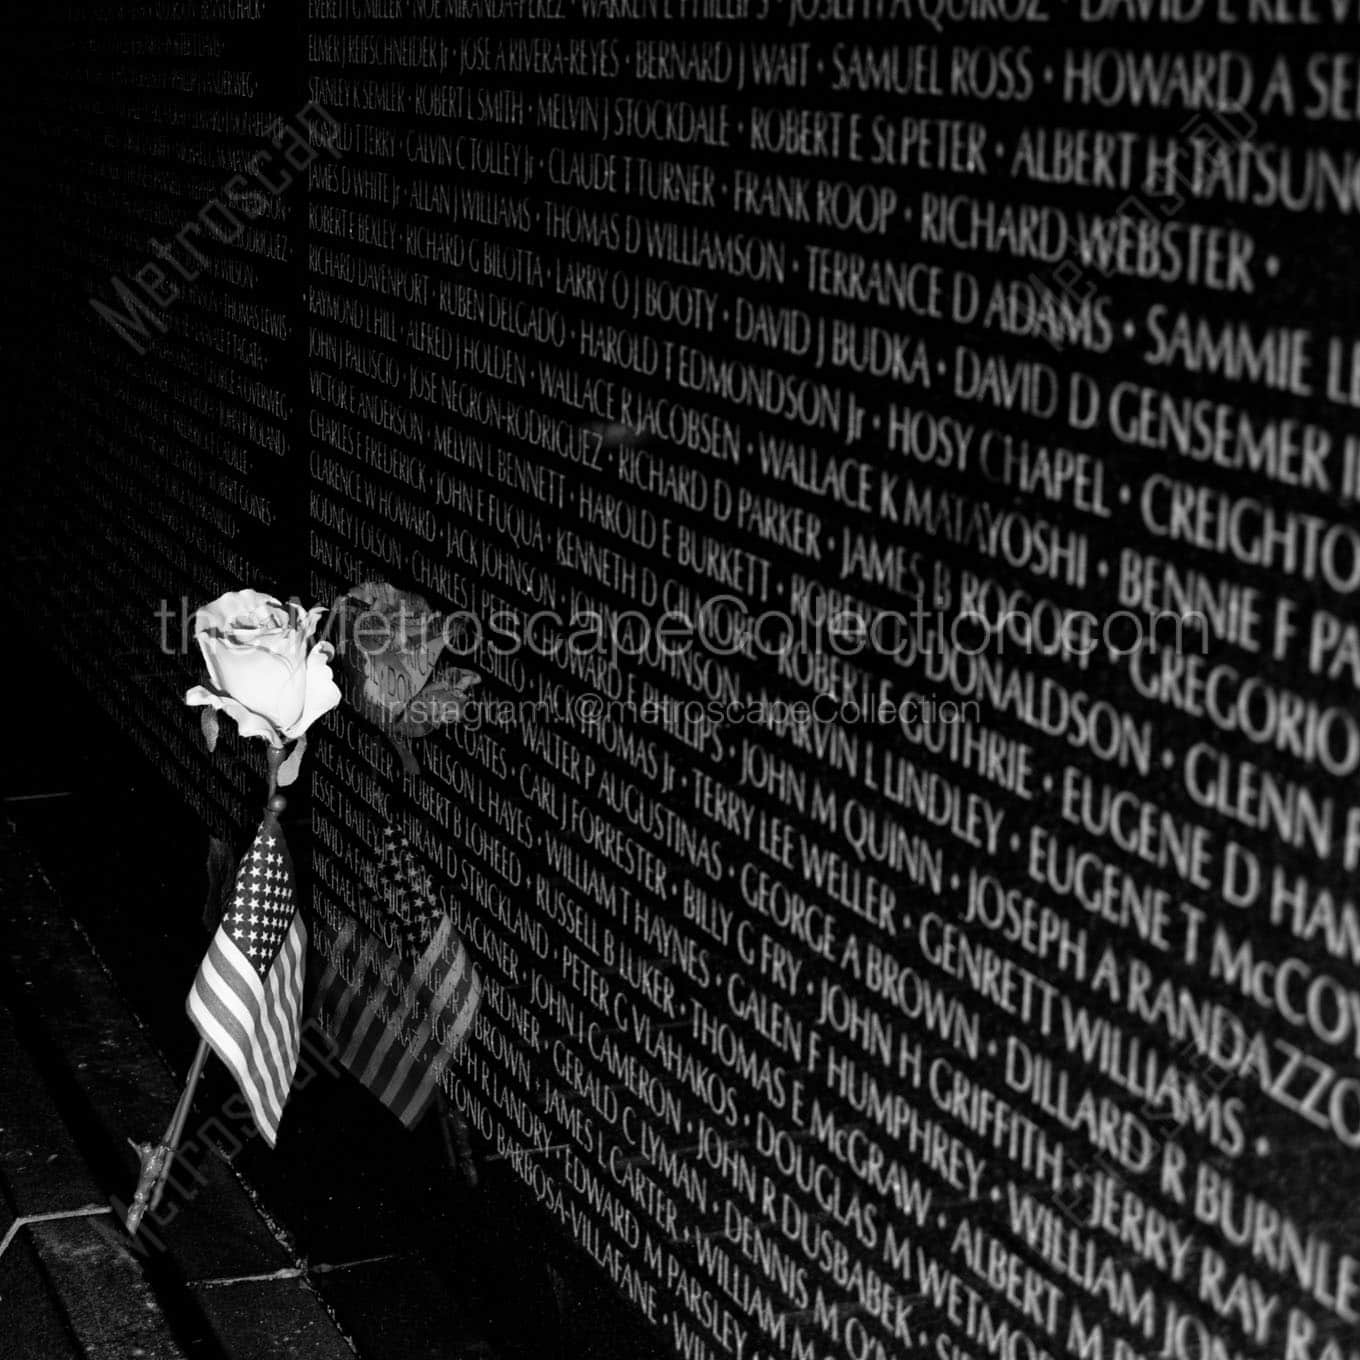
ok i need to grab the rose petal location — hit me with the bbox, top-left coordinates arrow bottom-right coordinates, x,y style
214,625 -> 303,659
185,685 -> 283,746
200,639 -> 308,730
227,603 -> 290,633
193,590 -> 283,638
197,633 -> 228,692
280,642 -> 342,741
192,593 -> 337,744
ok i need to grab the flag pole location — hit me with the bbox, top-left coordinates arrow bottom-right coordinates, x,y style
126,744 -> 289,1234
125,1041 -> 211,1234
145,1038 -> 210,1215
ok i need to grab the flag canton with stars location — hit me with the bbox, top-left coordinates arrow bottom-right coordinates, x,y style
186,809 -> 306,1147
224,814 -> 296,977
379,828 -> 440,957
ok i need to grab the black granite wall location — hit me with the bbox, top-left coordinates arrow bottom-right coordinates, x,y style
7,5 -> 1360,1360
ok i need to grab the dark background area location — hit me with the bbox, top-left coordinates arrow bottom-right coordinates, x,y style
0,619 -> 663,1360
6,6 -> 1360,1360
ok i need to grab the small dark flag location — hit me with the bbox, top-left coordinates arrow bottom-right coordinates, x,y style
186,812 -> 306,1146
313,831 -> 481,1128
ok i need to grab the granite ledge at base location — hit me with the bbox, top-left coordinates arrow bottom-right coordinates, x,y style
0,817 -> 357,1360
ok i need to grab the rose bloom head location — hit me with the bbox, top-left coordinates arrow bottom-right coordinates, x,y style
185,590 -> 340,748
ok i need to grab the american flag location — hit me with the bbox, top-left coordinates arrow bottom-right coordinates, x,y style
186,812 -> 306,1147
313,830 -> 481,1128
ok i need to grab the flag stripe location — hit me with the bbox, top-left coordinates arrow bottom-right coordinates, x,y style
192,940 -> 288,1120
340,992 -> 388,1071
313,922 -> 361,1041
313,917 -> 480,1129
188,960 -> 284,1138
378,942 -> 474,1119
188,976 -> 280,1136
266,918 -> 306,1083
335,933 -> 393,1070
316,921 -> 359,1025
368,927 -> 465,1104
253,943 -> 298,1111
398,971 -> 481,1127
357,918 -> 452,1088
309,829 -> 480,1132
356,989 -> 417,1088
186,815 -> 306,1147
220,931 -> 295,1113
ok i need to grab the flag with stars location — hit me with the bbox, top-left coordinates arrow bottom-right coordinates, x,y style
186,812 -> 306,1147
312,829 -> 480,1128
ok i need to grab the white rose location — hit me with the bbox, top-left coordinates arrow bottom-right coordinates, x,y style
185,591 -> 341,757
